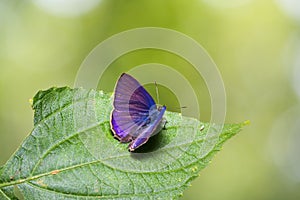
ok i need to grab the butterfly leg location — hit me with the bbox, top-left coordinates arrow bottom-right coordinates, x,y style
162,118 -> 168,130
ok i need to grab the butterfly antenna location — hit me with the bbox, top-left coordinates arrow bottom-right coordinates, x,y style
168,106 -> 187,111
155,81 -> 160,105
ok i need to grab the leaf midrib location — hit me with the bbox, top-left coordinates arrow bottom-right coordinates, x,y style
0,126 -> 211,189
0,124 -> 237,200
31,122 -> 207,176
0,137 -> 221,200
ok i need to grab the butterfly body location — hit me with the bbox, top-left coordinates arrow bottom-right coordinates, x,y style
110,73 -> 166,152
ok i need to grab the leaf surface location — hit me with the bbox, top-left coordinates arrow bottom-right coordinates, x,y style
0,87 -> 246,199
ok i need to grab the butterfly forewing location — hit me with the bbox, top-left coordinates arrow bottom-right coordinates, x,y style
111,74 -> 155,140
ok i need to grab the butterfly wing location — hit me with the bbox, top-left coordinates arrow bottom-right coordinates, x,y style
128,105 -> 166,152
111,73 -> 156,142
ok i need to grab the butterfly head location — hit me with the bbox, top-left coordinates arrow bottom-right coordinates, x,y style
157,105 -> 166,112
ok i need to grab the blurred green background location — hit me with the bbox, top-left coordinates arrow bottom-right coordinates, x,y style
1,0 -> 300,199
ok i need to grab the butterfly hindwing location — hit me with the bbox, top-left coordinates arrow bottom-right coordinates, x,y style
128,105 -> 166,151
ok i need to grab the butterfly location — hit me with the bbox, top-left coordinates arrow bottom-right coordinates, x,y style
110,73 -> 167,152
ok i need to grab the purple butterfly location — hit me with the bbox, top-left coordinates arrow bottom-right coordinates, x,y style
110,73 -> 167,152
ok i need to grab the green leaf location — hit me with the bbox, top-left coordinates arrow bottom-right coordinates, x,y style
0,87 -> 247,199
